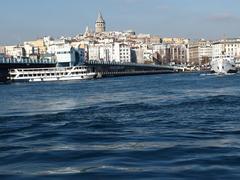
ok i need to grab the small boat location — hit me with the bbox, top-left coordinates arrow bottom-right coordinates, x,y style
210,55 -> 237,74
9,66 -> 96,82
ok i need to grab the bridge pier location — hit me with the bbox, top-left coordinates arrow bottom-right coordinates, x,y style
0,68 -> 9,82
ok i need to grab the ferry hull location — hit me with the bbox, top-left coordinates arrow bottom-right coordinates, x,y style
29,74 -> 96,82
211,56 -> 237,74
11,73 -> 96,82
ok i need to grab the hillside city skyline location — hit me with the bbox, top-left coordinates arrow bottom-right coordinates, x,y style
0,0 -> 240,45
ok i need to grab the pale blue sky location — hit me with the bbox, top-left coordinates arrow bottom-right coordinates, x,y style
1,0 -> 240,45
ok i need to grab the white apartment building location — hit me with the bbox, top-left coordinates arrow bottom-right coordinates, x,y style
88,42 -> 131,63
48,44 -> 85,67
88,43 -> 114,61
212,38 -> 240,58
46,39 -> 67,54
114,43 -> 131,63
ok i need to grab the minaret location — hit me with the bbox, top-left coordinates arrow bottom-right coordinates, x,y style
95,12 -> 106,33
84,26 -> 90,37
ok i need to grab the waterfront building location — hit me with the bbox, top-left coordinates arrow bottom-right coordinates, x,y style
212,38 -> 240,68
131,43 -> 189,65
0,46 -> 5,55
54,44 -> 85,67
169,44 -> 189,65
46,39 -> 69,55
143,49 -> 154,63
4,45 -> 26,58
131,46 -> 156,64
88,42 -> 131,63
95,12 -> 106,33
152,44 -> 171,64
43,36 -> 55,47
24,38 -> 47,55
131,48 -> 144,64
4,46 -> 16,57
88,43 -> 114,62
23,43 -> 39,57
212,38 -> 240,59
114,43 -> 131,63
189,40 -> 212,66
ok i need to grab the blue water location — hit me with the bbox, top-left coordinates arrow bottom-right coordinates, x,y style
1,73 -> 240,179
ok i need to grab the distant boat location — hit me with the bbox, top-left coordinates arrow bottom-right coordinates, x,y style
9,66 -> 96,82
210,55 -> 237,74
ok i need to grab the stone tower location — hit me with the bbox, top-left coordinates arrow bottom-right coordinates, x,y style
95,12 -> 106,33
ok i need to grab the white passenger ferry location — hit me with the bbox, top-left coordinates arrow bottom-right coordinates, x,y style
9,66 -> 96,82
210,55 -> 237,74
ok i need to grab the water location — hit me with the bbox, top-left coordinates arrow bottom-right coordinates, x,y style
1,73 -> 240,179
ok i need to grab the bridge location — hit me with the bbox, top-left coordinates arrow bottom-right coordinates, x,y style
85,61 -> 181,77
0,58 -> 182,82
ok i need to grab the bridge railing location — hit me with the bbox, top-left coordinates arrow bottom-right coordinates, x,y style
0,57 -> 56,64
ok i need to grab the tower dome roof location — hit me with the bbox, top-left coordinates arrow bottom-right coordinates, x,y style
96,12 -> 105,23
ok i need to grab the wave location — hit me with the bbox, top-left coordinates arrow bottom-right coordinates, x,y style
1,94 -> 240,119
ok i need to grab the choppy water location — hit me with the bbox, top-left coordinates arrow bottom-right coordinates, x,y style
1,73 -> 240,179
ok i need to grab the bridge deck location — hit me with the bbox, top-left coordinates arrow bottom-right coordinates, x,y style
85,61 -> 180,70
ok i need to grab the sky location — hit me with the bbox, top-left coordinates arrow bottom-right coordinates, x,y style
0,0 -> 240,45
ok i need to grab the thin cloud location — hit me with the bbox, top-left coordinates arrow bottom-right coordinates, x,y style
208,13 -> 240,22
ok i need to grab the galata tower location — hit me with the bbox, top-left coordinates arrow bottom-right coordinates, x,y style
95,12 -> 106,33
